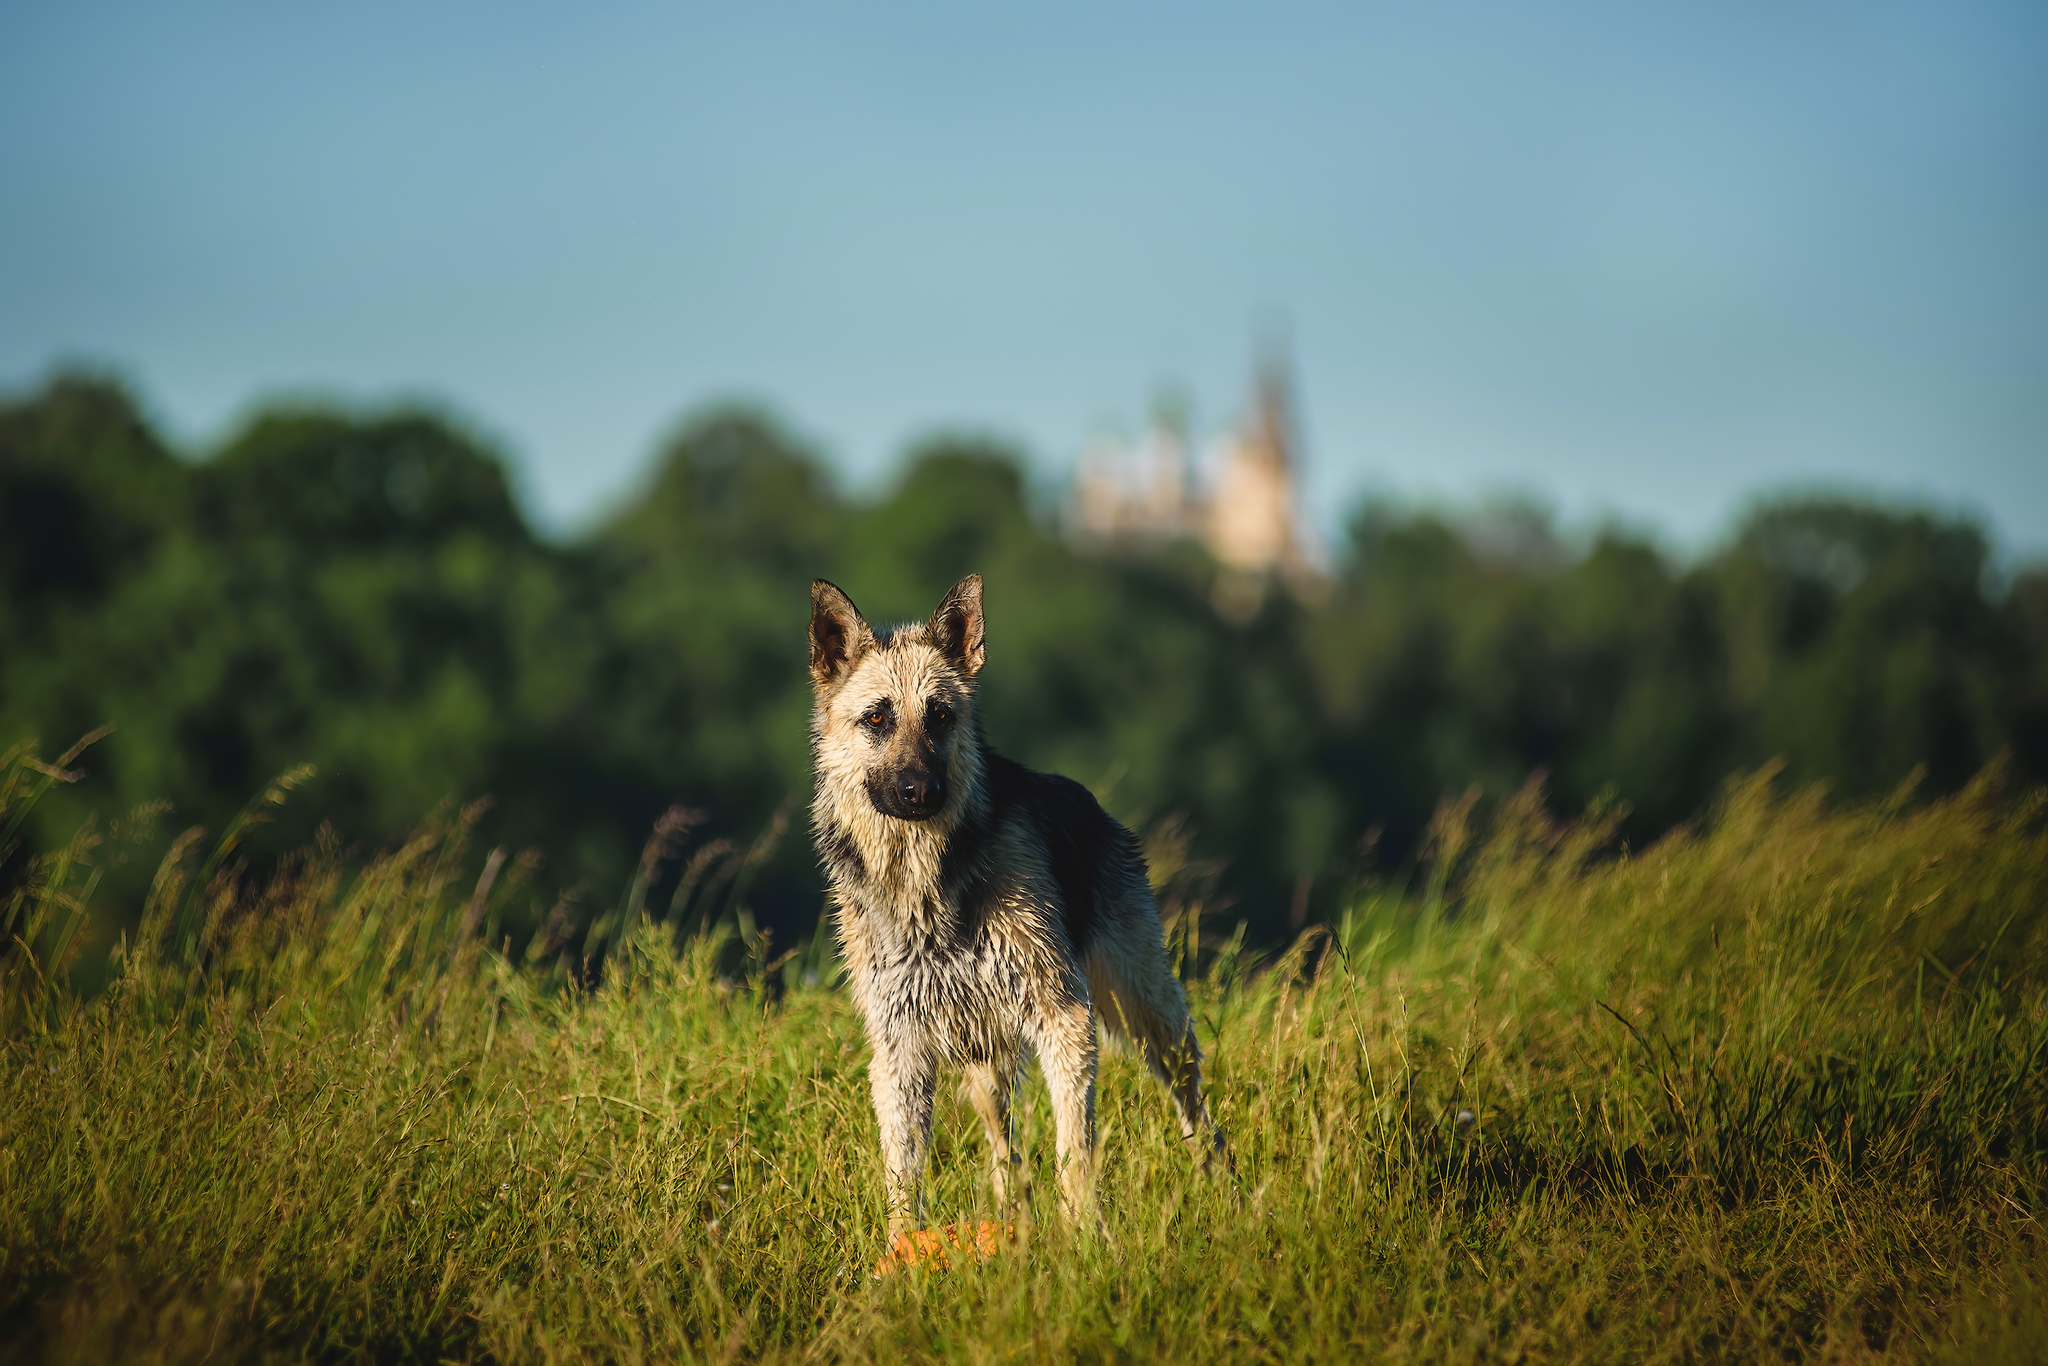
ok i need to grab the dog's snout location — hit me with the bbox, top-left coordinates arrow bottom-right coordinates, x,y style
899,772 -> 944,807
868,754 -> 948,821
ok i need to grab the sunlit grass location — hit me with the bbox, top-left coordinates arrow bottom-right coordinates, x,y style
2,741 -> 2044,1362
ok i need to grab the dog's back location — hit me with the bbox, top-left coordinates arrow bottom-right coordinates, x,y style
938,752 -> 1137,956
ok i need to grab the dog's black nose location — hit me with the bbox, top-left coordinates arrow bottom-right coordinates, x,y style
899,774 -> 943,808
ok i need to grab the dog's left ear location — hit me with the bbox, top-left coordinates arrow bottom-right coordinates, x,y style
928,574 -> 986,676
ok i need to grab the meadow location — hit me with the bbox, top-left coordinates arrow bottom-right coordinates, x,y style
3,735 -> 2046,1364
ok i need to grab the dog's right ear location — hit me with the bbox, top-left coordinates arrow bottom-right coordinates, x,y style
809,579 -> 874,686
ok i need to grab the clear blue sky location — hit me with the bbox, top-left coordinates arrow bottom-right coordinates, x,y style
4,2 -> 2044,557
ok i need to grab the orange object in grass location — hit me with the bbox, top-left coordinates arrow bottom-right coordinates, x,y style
872,1221 -> 1015,1277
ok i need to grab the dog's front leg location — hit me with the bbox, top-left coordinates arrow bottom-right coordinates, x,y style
1035,1002 -> 1101,1232
869,1041 -> 937,1241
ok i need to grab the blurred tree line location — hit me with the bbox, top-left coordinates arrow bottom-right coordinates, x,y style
4,372 -> 2046,950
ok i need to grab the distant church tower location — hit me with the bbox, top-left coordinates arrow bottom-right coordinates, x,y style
1206,357 -> 1303,577
1065,346 -> 1318,617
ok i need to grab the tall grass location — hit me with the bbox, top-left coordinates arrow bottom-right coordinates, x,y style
2,739 -> 2044,1363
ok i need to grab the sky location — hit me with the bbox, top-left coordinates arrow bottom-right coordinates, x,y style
3,1 -> 2044,558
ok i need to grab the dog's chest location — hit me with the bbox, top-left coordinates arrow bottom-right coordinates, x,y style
840,898 -> 1042,1058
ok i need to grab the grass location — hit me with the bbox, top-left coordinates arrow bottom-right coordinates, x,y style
2,739 -> 2046,1363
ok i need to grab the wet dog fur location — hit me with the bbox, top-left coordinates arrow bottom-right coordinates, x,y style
808,574 -> 1227,1239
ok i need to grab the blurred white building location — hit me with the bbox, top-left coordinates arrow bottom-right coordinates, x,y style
1071,405 -> 1197,543
1068,357 -> 1318,614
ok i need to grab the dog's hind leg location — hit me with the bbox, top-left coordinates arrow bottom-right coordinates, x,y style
869,1042 -> 937,1241
961,1060 -> 1027,1207
1145,1018 -> 1233,1173
1088,945 -> 1233,1172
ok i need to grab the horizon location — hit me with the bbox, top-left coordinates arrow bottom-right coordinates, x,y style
10,362 -> 2034,572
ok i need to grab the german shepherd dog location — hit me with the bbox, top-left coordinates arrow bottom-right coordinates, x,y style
808,574 -> 1226,1239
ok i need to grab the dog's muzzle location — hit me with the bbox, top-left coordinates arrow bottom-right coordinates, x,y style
869,765 -> 947,821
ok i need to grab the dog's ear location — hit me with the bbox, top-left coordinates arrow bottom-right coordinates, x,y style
928,574 -> 986,676
810,579 -> 874,685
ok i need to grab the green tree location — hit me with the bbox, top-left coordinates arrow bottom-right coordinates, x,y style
5,372 -> 2044,952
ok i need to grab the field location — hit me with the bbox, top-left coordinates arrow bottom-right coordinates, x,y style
3,741 -> 2046,1363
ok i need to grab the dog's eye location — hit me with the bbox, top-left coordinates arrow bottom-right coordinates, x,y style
862,710 -> 885,727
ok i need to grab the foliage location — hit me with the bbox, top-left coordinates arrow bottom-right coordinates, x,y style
2,750 -> 2045,1362
4,373 -> 2047,952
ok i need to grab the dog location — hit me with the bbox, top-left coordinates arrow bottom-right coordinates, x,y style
808,573 -> 1227,1240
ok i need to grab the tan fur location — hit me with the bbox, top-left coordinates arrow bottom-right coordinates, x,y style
808,575 -> 1228,1241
